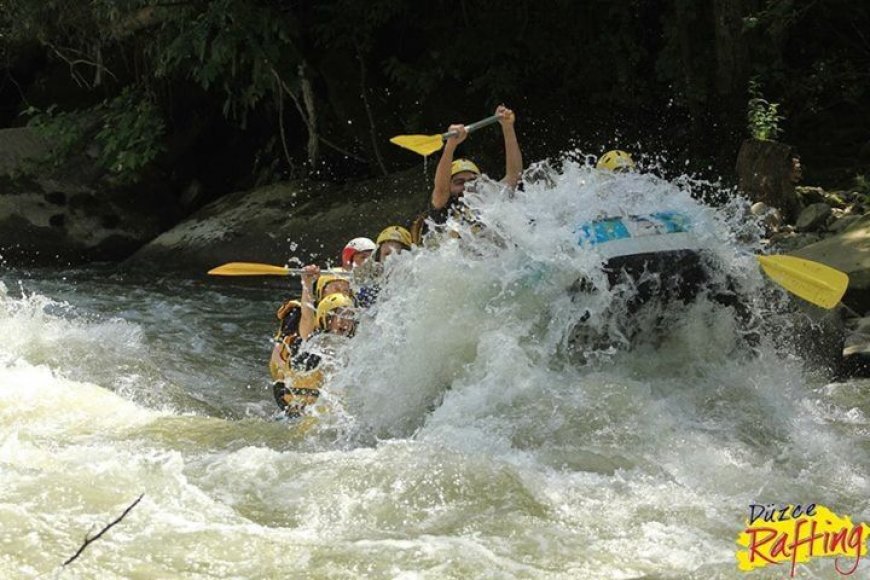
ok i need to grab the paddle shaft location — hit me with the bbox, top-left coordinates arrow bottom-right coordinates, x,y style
207,262 -> 351,277
442,114 -> 500,141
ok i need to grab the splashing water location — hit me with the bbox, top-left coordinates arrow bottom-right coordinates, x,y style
1,158 -> 867,577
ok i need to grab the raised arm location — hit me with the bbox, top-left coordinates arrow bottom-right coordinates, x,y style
298,264 -> 320,340
497,104 -> 522,189
430,124 -> 468,210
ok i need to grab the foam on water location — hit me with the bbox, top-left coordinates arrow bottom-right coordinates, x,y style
1,158 -> 868,577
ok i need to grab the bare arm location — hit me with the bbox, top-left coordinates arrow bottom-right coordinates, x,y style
298,264 -> 320,340
430,124 -> 467,210
497,105 -> 522,189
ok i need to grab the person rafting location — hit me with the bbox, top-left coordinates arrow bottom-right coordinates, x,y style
417,104 -> 523,242
269,265 -> 352,382
271,256 -> 357,420
353,225 -> 415,308
272,292 -> 357,419
341,237 -> 376,271
595,149 -> 636,173
375,225 -> 413,262
296,264 -> 353,340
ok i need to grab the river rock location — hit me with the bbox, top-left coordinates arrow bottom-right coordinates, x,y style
750,201 -> 782,231
795,185 -> 826,205
791,214 -> 870,313
795,203 -> 832,232
126,168 -> 431,274
829,214 -> 862,234
768,231 -> 822,253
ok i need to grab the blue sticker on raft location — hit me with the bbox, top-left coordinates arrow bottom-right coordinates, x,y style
576,212 -> 692,246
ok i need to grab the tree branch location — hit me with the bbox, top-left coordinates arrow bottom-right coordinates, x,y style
271,66 -> 367,164
43,41 -> 117,89
63,494 -> 144,567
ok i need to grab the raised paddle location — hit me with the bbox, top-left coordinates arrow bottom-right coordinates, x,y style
207,262 -> 350,277
756,254 -> 849,310
389,114 -> 501,157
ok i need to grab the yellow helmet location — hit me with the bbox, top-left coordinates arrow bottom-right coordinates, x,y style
596,150 -> 636,172
315,274 -> 349,302
315,293 -> 356,330
376,225 -> 413,249
451,158 -> 481,176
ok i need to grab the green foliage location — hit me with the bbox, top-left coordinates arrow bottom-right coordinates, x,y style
154,0 -> 300,125
747,78 -> 784,141
3,0 -> 870,187
22,104 -> 92,167
24,87 -> 164,182
94,87 -> 165,178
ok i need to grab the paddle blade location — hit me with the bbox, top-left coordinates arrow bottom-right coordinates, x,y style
208,262 -> 290,276
389,134 -> 444,156
757,255 -> 849,309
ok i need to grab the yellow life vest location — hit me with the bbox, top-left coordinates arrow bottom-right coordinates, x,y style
272,334 -> 328,418
274,368 -> 324,419
269,298 -> 303,381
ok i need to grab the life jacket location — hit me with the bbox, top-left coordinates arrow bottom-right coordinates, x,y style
269,298 -> 302,381
275,298 -> 303,339
272,334 -> 325,418
410,212 -> 428,246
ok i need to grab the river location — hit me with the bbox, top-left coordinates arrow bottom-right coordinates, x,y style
2,161 -> 868,578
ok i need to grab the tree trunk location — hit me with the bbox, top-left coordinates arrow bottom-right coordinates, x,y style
357,48 -> 388,177
712,0 -> 749,100
735,138 -> 801,221
299,62 -> 319,168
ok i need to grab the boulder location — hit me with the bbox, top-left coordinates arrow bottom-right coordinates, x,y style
795,185 -> 826,205
0,127 -> 50,176
126,168 -> 432,274
0,176 -> 180,266
0,126 -> 182,266
791,214 -> 870,313
795,202 -> 832,232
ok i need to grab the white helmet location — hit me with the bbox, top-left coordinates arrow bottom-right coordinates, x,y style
341,237 -> 376,269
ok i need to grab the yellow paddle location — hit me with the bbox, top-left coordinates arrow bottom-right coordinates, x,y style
389,114 -> 500,157
757,254 -> 849,309
207,262 -> 349,277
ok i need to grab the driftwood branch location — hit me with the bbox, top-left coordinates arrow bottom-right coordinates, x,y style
63,494 -> 144,567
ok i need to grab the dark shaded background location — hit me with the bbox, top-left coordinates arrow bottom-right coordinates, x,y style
2,0 -> 868,209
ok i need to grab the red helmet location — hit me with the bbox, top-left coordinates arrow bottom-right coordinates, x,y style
341,237 -> 376,269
